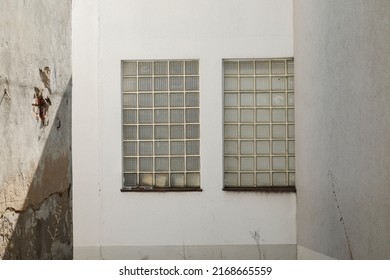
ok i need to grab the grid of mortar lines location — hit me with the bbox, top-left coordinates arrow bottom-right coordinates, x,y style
223,58 -> 295,187
122,60 -> 200,189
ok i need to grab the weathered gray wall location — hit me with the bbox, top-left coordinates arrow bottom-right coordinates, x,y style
295,0 -> 390,259
0,0 -> 72,259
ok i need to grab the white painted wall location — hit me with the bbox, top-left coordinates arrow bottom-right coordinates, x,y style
73,0 -> 296,259
295,0 -> 390,259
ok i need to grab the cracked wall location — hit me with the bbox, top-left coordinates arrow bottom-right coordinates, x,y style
0,0 -> 72,259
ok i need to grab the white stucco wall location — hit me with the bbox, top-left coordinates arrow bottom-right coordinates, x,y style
73,0 -> 296,259
295,0 -> 390,259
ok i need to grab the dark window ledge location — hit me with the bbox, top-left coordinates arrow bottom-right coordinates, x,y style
121,187 -> 202,192
223,186 -> 296,192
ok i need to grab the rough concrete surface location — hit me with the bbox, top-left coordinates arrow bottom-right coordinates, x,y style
0,0 -> 72,259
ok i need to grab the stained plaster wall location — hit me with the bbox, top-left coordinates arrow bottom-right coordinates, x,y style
0,0 -> 72,259
295,0 -> 390,259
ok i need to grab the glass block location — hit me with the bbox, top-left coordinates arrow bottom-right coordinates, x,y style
287,92 -> 294,106
123,110 -> 137,124
139,141 -> 153,156
288,108 -> 294,122
271,77 -> 285,90
123,77 -> 137,91
138,62 -> 153,75
185,92 -> 199,107
155,157 -> 169,171
139,109 -> 153,123
256,93 -> 270,106
154,125 -> 169,139
288,124 -> 295,138
241,173 -> 254,186
240,109 -> 254,122
169,61 -> 183,75
171,173 -> 185,187
224,173 -> 238,186
240,140 -> 254,155
186,140 -> 200,155
272,92 -> 286,106
272,141 -> 286,154
287,60 -> 294,74
239,61 -> 254,75
155,109 -> 168,123
272,157 -> 286,170
288,141 -> 295,154
256,140 -> 270,154
170,109 -> 184,123
272,108 -> 286,122
256,157 -> 270,171
224,157 -> 238,171
224,77 -> 238,91
185,61 -> 199,75
139,157 -> 153,171
185,76 -> 199,90
122,61 -> 137,76
240,125 -> 254,139
256,109 -> 270,122
256,125 -> 270,139
224,93 -> 239,107
288,157 -> 295,170
240,93 -> 254,106
273,124 -> 286,138
256,77 -> 269,90
139,125 -> 153,139
289,172 -> 295,185
224,124 -> 238,139
224,140 -> 238,155
123,158 -> 137,172
170,77 -> 184,91
186,124 -> 200,139
186,108 -> 199,123
240,77 -> 254,90
123,93 -> 137,108
154,77 -> 168,91
271,60 -> 285,74
256,173 -> 270,186
124,173 -> 137,186
123,142 -> 137,156
155,173 -> 169,187
240,157 -> 254,171
225,109 -> 238,123
224,61 -> 238,75
139,173 -> 153,186
287,77 -> 294,90
255,61 -> 269,75
139,77 -> 152,91
154,61 -> 168,75
170,92 -> 184,107
139,93 -> 153,107
187,156 -> 200,171
171,157 -> 185,171
155,141 -> 169,155
170,141 -> 184,155
170,125 -> 184,139
123,126 -> 137,140
154,93 -> 168,107
273,173 -> 286,186
186,173 -> 200,187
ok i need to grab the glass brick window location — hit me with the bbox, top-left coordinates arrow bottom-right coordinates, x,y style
223,59 -> 295,189
122,60 -> 200,190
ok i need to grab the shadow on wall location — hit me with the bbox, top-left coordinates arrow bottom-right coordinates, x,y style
1,78 -> 72,259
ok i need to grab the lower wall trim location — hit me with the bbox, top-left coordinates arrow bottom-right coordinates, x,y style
74,244 -> 297,260
297,245 -> 335,260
